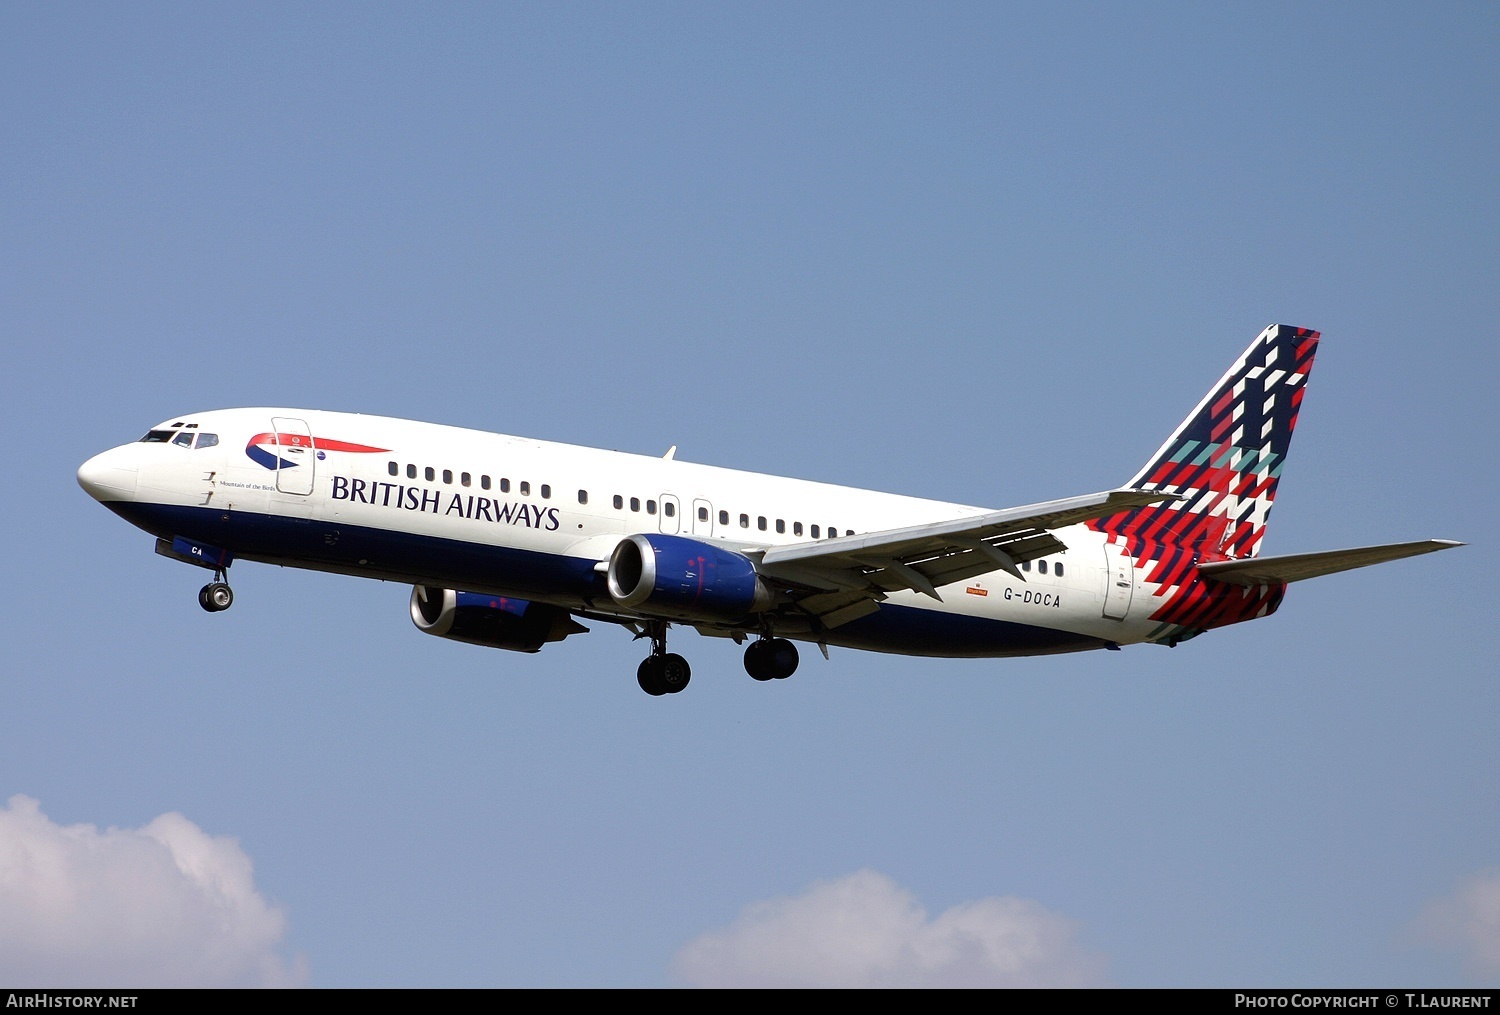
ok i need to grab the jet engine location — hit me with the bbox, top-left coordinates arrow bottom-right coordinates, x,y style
409,586 -> 586,653
606,533 -> 773,621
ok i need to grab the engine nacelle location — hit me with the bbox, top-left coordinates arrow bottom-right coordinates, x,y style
607,533 -> 773,621
409,586 -> 585,653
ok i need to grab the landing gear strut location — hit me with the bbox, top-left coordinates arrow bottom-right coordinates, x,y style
636,621 -> 691,695
198,569 -> 233,613
744,637 -> 798,681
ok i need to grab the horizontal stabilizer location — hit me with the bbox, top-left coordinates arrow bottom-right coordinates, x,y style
1197,539 -> 1463,585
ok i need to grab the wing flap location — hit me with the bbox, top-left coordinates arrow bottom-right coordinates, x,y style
758,488 -> 1172,615
1197,539 -> 1463,585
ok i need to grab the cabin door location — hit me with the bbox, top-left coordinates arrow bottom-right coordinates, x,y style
272,417 -> 315,496
1102,541 -> 1135,620
691,498 -> 714,537
658,494 -> 681,534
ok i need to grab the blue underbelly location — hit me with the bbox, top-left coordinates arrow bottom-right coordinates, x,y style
109,500 -> 1106,659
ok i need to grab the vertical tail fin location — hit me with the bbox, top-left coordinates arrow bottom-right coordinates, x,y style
1089,325 -> 1319,639
1108,324 -> 1319,560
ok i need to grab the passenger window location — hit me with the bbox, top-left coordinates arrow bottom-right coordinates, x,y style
195,433 -> 218,449
757,516 -> 766,531
443,469 -> 453,485
461,472 -> 471,487
811,525 -> 820,538
500,478 -> 510,493
481,475 -> 491,490
172,432 -> 194,448
614,495 -> 624,509
540,484 -> 550,499
1055,562 -> 1065,577
630,497 -> 641,512
664,501 -> 675,517
578,490 -> 588,504
739,513 -> 749,528
1022,561 -> 1031,572
719,510 -> 729,525
828,527 -> 838,538
425,467 -> 435,481
407,464 -> 417,479
793,522 -> 803,536
389,462 -> 399,476
775,519 -> 785,533
520,481 -> 530,496
647,500 -> 657,515
698,506 -> 709,521
1039,560 -> 1048,575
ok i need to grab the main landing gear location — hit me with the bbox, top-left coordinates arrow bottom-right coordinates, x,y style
197,570 -> 234,613
636,622 -> 691,696
744,637 -> 799,681
632,626 -> 800,695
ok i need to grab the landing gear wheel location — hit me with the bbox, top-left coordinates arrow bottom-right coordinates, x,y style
658,653 -> 690,693
637,653 -> 691,696
199,582 -> 233,613
637,657 -> 668,696
766,638 -> 798,679
635,622 -> 690,696
744,638 -> 798,681
744,639 -> 776,681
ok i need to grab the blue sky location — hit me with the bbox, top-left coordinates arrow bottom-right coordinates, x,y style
1,2 -> 1493,987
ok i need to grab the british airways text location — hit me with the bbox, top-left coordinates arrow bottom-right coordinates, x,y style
330,476 -> 561,530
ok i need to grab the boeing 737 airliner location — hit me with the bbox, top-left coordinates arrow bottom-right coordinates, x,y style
78,326 -> 1459,695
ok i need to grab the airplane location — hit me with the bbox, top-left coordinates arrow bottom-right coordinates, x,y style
77,325 -> 1460,695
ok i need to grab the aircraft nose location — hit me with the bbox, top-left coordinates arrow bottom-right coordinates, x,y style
77,447 -> 138,502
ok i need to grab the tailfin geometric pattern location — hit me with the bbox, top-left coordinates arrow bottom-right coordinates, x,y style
1088,325 -> 1319,641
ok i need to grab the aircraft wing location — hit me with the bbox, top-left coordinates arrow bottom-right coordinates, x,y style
1196,539 -> 1464,585
754,488 -> 1172,627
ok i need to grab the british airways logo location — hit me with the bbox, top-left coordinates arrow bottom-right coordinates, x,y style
245,433 -> 389,470
331,476 -> 562,530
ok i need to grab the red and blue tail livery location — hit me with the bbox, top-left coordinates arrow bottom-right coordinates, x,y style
78,327 -> 1460,695
1089,324 -> 1320,643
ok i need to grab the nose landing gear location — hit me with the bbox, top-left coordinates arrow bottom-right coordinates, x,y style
636,621 -> 691,695
198,569 -> 234,613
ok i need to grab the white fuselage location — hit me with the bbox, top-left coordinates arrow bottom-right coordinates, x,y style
79,407 -> 1153,657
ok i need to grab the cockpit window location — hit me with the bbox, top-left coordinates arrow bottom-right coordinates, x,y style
172,432 -> 195,448
195,433 -> 218,449
140,430 -> 174,443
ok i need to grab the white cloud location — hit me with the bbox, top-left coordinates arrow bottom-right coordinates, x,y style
1416,869 -> 1500,982
672,869 -> 1108,988
0,794 -> 306,987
